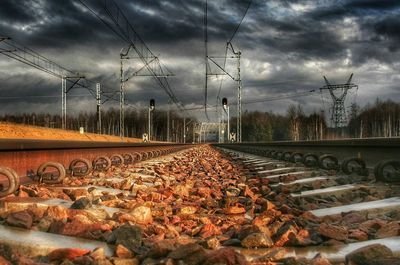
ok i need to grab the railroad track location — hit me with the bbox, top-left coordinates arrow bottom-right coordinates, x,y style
215,140 -> 400,264
0,139 -> 191,196
0,139 -> 398,264
215,138 -> 400,180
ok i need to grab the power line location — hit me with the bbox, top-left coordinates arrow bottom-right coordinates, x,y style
228,0 -> 253,43
242,89 -> 317,105
0,38 -> 117,99
78,0 -> 185,112
187,89 -> 320,111
0,94 -> 93,100
216,44 -> 229,101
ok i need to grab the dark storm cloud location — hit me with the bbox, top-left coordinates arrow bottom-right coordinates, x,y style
0,1 -> 37,24
374,15 -> 400,43
0,0 -> 399,118
346,0 -> 400,10
0,0 -> 119,51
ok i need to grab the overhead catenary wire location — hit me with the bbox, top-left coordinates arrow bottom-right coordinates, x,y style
228,0 -> 253,43
78,0 -> 185,112
216,44 -> 229,101
212,0 -> 253,121
0,38 -> 118,104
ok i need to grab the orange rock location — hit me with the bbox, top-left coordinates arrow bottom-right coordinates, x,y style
359,219 -> 387,233
17,189 -> 30,198
376,222 -> 400,239
63,188 -> 89,201
318,223 -> 348,241
253,215 -> 272,227
349,229 -> 369,241
274,223 -> 299,247
244,186 -> 259,201
46,206 -> 69,220
179,206 -> 198,215
129,205 -> 153,225
197,187 -> 212,198
173,184 -> 190,197
200,223 -> 222,238
6,211 -> 33,229
48,248 -> 90,261
115,244 -> 133,258
225,206 -> 246,215
300,212 -> 320,222
204,248 -> 248,265
116,213 -> 137,223
27,206 -> 46,221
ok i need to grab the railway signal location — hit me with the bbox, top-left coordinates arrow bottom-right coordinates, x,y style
150,99 -> 155,111
222,98 -> 230,142
222,97 -> 228,109
149,99 -> 155,141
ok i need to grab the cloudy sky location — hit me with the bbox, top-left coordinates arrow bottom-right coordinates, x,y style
0,0 -> 399,122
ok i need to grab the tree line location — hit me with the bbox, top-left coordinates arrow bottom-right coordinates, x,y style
348,99 -> 400,138
237,99 -> 399,142
235,105 -> 326,142
1,99 -> 398,142
0,108 -> 197,142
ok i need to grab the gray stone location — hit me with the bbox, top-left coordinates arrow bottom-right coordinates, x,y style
241,233 -> 274,248
108,224 -> 143,251
70,197 -> 92,209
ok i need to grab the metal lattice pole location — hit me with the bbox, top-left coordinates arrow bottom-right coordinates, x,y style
167,101 -> 170,142
148,108 -> 151,141
96,83 -> 102,134
227,106 -> 230,142
237,51 -> 242,142
61,77 -> 67,130
119,56 -> 125,138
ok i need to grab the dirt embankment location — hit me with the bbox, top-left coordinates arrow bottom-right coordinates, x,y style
0,122 -> 144,142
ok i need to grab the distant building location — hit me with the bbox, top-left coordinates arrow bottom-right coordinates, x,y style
194,122 -> 227,143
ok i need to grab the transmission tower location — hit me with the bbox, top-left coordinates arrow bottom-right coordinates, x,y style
320,73 -> 358,128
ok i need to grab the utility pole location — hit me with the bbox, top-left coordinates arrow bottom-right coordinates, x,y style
119,49 -> 128,138
204,0 -> 209,115
61,77 -> 67,130
1,38 -> 108,132
206,42 -> 242,142
167,101 -> 170,142
61,75 -> 84,130
96,83 -> 101,134
237,51 -> 242,142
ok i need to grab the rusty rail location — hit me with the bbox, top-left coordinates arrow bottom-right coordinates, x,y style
0,139 -> 193,197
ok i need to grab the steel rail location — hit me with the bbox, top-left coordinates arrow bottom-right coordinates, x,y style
0,139 -> 194,182
214,137 -> 400,168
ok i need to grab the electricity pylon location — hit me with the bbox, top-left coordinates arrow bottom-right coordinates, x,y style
320,73 -> 358,128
